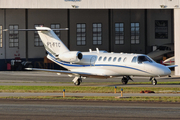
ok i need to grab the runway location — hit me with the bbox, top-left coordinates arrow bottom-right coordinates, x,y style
0,100 -> 180,120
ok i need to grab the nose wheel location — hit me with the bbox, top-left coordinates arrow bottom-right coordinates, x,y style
150,77 -> 157,85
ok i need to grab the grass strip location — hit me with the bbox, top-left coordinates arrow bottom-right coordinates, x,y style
0,86 -> 180,93
1,96 -> 180,102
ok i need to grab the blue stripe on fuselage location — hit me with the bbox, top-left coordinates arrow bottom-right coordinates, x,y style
48,53 -> 150,74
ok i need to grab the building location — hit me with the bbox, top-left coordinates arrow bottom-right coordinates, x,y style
0,0 -> 180,75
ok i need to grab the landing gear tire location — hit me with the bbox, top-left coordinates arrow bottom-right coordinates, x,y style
121,77 -> 128,85
74,78 -> 82,86
151,78 -> 157,85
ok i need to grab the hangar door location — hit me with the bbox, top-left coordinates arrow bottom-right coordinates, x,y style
112,10 -> 145,54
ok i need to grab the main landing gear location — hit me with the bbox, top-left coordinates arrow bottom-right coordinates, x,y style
121,76 -> 157,85
150,77 -> 157,85
121,76 -> 133,85
73,77 -> 82,86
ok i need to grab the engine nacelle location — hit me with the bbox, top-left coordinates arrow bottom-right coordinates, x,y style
58,51 -> 83,63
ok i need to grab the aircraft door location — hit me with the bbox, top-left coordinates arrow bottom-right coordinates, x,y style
90,56 -> 97,66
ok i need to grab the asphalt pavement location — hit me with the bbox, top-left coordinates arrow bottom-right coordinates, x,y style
0,100 -> 179,120
0,71 -> 180,86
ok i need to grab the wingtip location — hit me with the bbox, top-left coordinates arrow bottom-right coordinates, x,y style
25,68 -> 33,70
3,29 -> 8,32
166,65 -> 178,68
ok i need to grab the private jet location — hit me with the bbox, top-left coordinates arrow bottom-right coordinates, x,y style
147,43 -> 174,62
5,27 -> 175,85
163,56 -> 174,65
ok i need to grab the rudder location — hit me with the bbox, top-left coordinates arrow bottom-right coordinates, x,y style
36,27 -> 69,57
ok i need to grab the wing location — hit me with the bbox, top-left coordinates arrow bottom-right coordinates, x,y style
165,65 -> 178,68
25,68 -> 110,78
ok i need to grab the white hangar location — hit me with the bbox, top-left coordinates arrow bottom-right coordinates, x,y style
0,0 -> 180,76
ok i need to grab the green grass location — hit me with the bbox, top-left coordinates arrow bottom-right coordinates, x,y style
1,96 -> 180,102
0,86 -> 180,102
0,86 -> 180,93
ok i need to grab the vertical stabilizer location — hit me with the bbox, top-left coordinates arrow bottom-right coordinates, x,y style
36,27 -> 69,57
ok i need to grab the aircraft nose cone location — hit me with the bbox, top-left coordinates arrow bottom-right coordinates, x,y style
155,64 -> 171,76
164,67 -> 171,75
158,65 -> 171,76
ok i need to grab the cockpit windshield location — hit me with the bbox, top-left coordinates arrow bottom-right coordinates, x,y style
138,56 -> 153,63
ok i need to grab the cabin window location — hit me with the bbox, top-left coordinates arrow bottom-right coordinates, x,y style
123,57 -> 127,62
113,57 -> 117,62
103,57 -> 107,61
108,57 -> 112,61
156,46 -> 171,51
118,57 -> 121,62
138,56 -> 152,63
98,56 -> 102,61
131,57 -> 137,63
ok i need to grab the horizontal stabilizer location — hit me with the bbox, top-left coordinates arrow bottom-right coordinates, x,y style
3,28 -> 68,31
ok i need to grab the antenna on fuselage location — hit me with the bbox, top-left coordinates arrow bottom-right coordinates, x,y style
96,48 -> 99,53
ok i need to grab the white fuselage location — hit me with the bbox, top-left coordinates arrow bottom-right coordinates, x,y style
34,27 -> 171,79
47,51 -> 171,78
